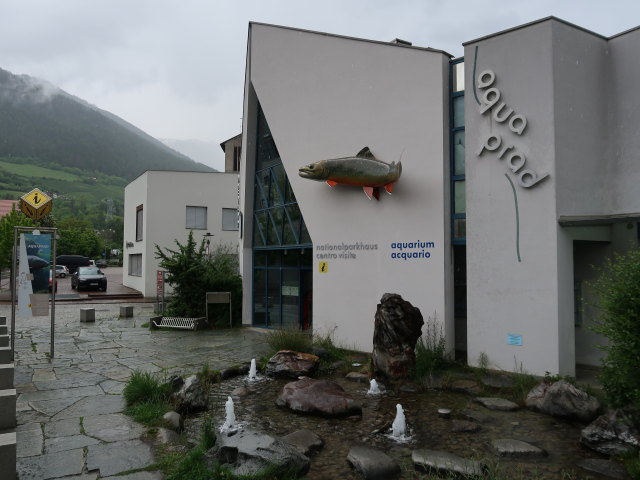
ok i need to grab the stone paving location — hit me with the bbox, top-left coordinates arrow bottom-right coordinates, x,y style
0,302 -> 271,479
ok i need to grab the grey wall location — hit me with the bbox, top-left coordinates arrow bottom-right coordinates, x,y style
242,23 -> 453,352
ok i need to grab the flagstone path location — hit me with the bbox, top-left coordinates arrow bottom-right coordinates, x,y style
0,302 -> 270,479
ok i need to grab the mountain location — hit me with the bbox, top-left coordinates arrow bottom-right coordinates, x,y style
160,138 -> 223,171
0,67 -> 214,180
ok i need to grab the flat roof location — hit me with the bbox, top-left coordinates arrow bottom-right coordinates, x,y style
250,21 -> 453,58
559,212 -> 640,226
463,16 -> 609,46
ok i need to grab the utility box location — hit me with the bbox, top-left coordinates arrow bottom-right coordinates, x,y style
80,308 -> 95,323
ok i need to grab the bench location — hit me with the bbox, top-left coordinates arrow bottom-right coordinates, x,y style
149,316 -> 206,331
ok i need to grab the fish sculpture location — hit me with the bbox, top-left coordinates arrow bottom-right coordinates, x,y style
298,147 -> 402,200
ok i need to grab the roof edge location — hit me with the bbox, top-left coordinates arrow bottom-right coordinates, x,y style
608,24 -> 640,40
249,21 -> 453,58
462,16 -> 607,46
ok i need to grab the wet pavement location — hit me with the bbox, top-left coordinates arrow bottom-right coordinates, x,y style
1,301 -> 271,479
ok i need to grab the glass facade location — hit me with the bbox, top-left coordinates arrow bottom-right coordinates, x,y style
450,58 -> 466,245
252,105 -> 312,329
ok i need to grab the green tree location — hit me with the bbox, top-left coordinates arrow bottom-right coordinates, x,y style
0,207 -> 34,279
57,218 -> 103,258
592,248 -> 640,408
155,231 -> 241,322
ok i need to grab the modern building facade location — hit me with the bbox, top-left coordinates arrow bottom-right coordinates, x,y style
238,18 -> 640,376
123,170 -> 239,298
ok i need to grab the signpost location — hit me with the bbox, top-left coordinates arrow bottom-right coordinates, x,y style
10,189 -> 56,360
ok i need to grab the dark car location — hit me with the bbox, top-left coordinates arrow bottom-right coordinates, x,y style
56,255 -> 91,274
71,266 -> 107,291
95,259 -> 108,268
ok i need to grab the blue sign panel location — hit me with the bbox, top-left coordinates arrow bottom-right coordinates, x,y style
507,334 -> 523,346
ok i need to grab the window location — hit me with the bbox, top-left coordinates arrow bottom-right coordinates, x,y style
233,146 -> 241,172
128,254 -> 142,276
222,208 -> 239,231
186,206 -> 207,229
135,205 -> 143,241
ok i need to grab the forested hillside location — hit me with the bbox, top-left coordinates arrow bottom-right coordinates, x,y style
0,67 -> 214,179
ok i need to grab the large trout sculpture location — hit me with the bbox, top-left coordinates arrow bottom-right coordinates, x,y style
298,147 -> 402,200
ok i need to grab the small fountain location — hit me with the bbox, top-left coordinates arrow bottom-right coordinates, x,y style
220,396 -> 236,432
248,358 -> 257,381
367,379 -> 382,395
391,403 -> 406,438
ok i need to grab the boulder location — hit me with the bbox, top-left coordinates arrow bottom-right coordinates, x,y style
491,439 -> 547,458
581,409 -> 640,456
282,429 -> 324,456
276,377 -> 362,417
412,449 -> 485,477
347,445 -> 401,480
451,379 -> 482,395
576,458 -> 631,480
526,380 -> 600,422
345,372 -> 369,383
371,293 -> 424,380
231,387 -> 251,397
171,375 -> 208,412
265,351 -> 320,379
156,427 -> 180,444
474,397 -> 519,411
162,411 -> 183,432
207,428 -> 310,477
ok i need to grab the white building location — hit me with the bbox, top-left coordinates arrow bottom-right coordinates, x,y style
237,19 -> 640,377
123,170 -> 239,298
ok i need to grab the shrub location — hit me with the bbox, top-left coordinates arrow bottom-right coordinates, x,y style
123,369 -> 171,406
411,313 -> 448,379
591,249 -> 640,408
266,328 -> 313,353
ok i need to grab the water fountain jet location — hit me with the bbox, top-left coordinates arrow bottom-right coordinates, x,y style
367,379 -> 381,395
248,358 -> 257,381
391,403 -> 406,438
220,396 -> 236,432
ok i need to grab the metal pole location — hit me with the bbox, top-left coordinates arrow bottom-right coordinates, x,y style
10,227 -> 18,361
50,229 -> 57,359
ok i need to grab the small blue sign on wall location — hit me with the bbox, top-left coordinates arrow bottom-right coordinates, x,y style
507,334 -> 523,346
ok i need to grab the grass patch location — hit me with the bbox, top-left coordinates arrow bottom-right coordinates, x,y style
125,401 -> 173,427
266,328 -> 313,353
123,370 -> 172,406
140,322 -> 149,328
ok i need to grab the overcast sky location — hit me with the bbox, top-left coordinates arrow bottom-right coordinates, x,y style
1,1 -> 638,170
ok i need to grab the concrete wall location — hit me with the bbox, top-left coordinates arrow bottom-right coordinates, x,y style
242,23 -> 453,352
465,20 -> 566,375
124,171 -> 239,297
123,174 -> 147,295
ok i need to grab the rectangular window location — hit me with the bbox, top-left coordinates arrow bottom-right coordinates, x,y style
128,254 -> 142,276
135,205 -> 143,241
186,206 -> 207,229
222,208 -> 239,231
233,146 -> 241,172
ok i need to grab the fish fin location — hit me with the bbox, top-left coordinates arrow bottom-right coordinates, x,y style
363,186 -> 374,200
384,183 -> 393,194
326,180 -> 338,187
356,147 -> 375,160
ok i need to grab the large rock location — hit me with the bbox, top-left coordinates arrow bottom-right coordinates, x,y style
265,351 -> 319,379
526,380 -> 600,422
491,439 -> 547,458
581,409 -> 640,456
576,458 -> 631,480
347,445 -> 401,480
371,293 -> 424,380
206,428 -> 310,477
171,375 -> 207,412
276,377 -> 362,417
475,397 -> 519,411
412,449 -> 485,477
282,429 -> 324,456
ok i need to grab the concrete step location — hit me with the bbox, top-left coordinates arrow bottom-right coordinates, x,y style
0,365 -> 13,390
0,431 -> 16,480
0,390 -> 16,430
0,336 -> 8,348
0,347 -> 10,364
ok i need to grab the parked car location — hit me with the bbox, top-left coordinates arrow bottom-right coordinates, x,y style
71,266 -> 107,291
55,265 -> 69,278
95,259 -> 108,268
56,255 -> 91,274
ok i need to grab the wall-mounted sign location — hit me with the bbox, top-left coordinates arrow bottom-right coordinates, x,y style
475,70 -> 549,189
299,147 -> 402,200
507,334 -> 523,346
20,188 -> 52,220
